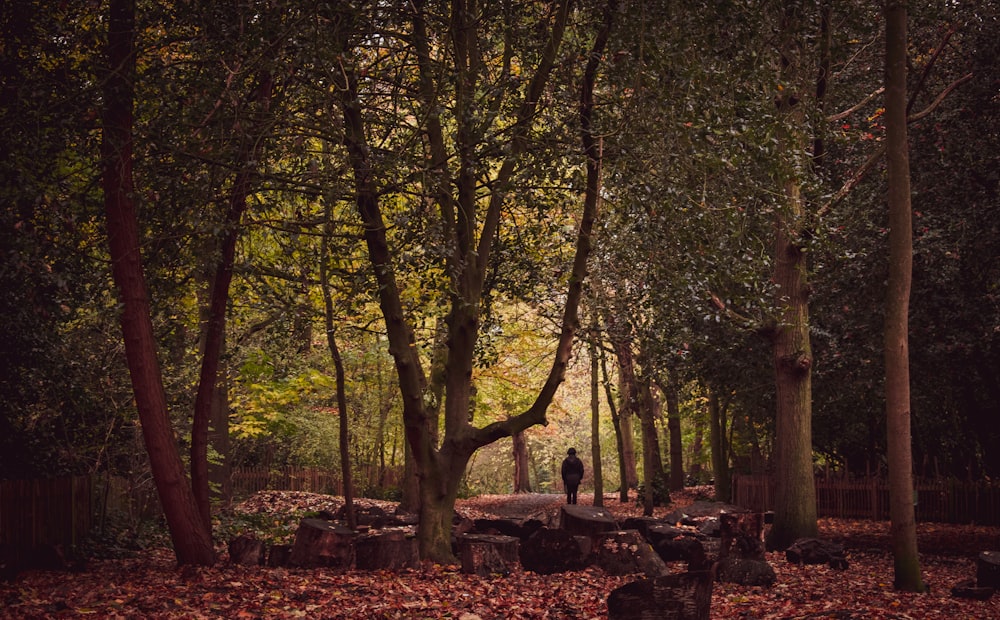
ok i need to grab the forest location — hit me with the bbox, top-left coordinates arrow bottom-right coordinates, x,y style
2,0 -> 999,604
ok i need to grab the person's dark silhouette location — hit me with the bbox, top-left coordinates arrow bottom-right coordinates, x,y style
561,448 -> 584,504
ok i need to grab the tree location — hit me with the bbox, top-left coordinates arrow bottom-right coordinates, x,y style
100,0 -> 215,566
765,3 -> 820,551
329,0 -> 616,561
883,0 -> 924,593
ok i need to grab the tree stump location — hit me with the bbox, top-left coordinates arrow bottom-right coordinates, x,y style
717,512 -> 774,586
607,570 -> 713,620
267,544 -> 292,567
718,512 -> 765,561
977,551 -> 1000,588
289,518 -> 357,569
716,557 -> 776,587
355,528 -> 419,570
519,527 -> 590,574
593,530 -> 669,577
559,504 -> 619,538
459,534 -> 520,577
228,534 -> 265,566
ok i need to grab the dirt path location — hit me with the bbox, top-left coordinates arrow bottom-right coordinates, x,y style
457,492 -> 567,519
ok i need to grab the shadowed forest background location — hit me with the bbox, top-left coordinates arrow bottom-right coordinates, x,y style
2,0 -> 999,579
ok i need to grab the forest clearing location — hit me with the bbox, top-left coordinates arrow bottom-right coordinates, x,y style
2,487 -> 999,619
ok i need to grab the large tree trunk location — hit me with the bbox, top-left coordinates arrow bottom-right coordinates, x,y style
883,0 -> 924,592
765,5 -> 818,550
101,0 -> 215,566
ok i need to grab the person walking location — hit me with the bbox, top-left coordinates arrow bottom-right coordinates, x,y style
561,448 -> 584,504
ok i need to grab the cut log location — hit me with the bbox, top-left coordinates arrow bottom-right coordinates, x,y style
607,570 -> 713,620
621,517 -> 663,539
519,527 -> 590,574
289,518 -> 357,569
459,534 -> 520,577
977,551 -> 1000,589
952,577 -> 995,600
559,504 -> 619,538
786,538 -> 847,568
593,530 -> 669,577
228,534 -> 265,566
355,528 -> 419,571
473,517 -> 544,541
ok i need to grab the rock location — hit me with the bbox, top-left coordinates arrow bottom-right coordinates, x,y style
607,570 -> 713,620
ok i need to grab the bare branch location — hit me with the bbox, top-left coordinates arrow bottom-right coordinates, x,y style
908,72 -> 974,122
828,87 -> 884,122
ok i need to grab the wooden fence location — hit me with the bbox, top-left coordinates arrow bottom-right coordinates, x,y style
0,476 -> 92,567
733,473 -> 1000,525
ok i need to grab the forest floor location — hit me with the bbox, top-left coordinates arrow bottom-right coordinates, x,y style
2,487 -> 1000,619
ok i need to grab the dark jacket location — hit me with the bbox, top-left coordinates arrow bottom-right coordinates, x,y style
561,454 -> 584,486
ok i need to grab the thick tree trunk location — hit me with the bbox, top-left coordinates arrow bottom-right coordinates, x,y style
766,6 -> 818,550
884,0 -> 924,592
767,203 -> 818,549
101,0 -> 214,566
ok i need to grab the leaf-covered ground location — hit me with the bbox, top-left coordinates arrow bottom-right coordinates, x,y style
3,488 -> 999,619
